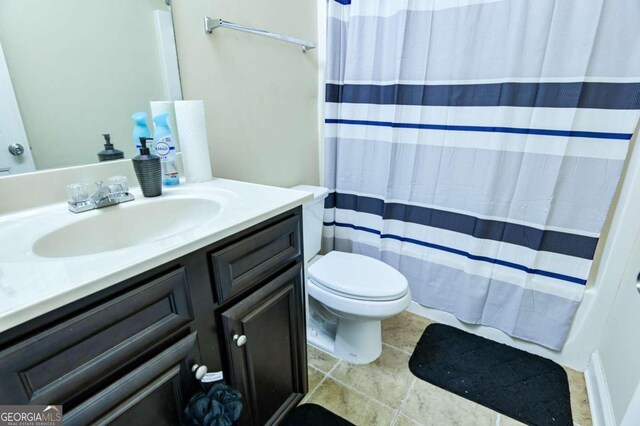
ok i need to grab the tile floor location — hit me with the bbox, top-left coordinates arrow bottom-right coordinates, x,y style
302,311 -> 592,426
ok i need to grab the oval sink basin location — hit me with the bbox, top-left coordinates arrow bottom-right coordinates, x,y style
33,197 -> 222,258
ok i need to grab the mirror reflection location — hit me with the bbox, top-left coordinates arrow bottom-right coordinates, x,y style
0,0 -> 182,175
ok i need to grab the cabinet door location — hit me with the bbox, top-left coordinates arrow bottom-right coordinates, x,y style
63,332 -> 201,426
221,264 -> 307,426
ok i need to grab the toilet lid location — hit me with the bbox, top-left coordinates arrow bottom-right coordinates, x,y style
308,251 -> 408,301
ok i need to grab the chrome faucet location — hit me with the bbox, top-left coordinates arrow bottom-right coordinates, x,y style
67,177 -> 135,213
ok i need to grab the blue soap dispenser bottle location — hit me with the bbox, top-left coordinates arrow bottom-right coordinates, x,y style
132,112 -> 153,153
153,112 -> 180,186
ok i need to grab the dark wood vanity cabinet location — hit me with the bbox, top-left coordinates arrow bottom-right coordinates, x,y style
0,207 -> 307,425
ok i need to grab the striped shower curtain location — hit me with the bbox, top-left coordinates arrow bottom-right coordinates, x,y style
322,0 -> 640,350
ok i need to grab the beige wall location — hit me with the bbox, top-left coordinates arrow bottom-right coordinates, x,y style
0,0 -> 169,170
172,0 -> 319,188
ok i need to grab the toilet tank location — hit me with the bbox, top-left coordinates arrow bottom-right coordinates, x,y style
290,185 -> 329,263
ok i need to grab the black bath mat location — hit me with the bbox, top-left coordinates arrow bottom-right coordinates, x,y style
282,404 -> 354,426
409,324 -> 572,426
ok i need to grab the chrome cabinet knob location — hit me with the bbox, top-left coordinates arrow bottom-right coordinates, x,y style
233,334 -> 247,347
8,143 -> 24,156
191,364 -> 208,380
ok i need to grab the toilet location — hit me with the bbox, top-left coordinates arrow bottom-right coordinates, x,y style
292,185 -> 411,365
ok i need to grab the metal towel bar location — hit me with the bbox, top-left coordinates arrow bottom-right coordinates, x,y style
204,17 -> 316,53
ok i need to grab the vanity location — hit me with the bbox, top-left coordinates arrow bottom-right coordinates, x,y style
0,1 -> 314,422
0,178 -> 312,425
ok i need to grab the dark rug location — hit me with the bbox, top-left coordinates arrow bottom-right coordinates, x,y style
409,324 -> 573,426
282,404 -> 354,426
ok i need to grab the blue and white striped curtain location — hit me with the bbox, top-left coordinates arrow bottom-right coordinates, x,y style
322,0 -> 640,350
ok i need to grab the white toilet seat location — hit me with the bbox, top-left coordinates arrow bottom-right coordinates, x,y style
308,276 -> 409,302
307,277 -> 412,319
308,251 -> 409,301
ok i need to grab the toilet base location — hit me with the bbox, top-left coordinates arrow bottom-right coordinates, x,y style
307,299 -> 383,365
334,318 -> 382,364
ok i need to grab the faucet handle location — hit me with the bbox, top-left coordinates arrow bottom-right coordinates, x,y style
108,176 -> 129,193
66,182 -> 90,203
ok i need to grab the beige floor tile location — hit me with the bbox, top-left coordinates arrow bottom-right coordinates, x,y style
331,345 -> 413,409
500,414 -> 527,426
382,311 -> 432,354
305,377 -> 396,425
308,345 -> 339,373
564,367 -> 592,426
401,379 -> 497,426
393,414 -> 424,426
308,366 -> 324,392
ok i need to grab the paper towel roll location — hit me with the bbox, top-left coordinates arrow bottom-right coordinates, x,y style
150,101 -> 180,151
174,100 -> 212,183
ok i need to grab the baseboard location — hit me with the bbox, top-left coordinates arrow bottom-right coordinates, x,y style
585,350 -> 616,426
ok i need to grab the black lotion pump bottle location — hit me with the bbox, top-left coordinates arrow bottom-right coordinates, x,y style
132,137 -> 162,197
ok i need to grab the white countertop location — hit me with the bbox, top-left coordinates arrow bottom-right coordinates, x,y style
0,178 -> 312,333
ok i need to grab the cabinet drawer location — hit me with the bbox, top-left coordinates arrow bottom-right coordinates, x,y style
0,268 -> 193,407
210,214 -> 302,303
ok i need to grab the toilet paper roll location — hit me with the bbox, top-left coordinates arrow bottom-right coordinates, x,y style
150,101 -> 180,151
174,100 -> 212,183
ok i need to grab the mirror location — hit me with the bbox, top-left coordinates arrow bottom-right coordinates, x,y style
0,0 -> 182,175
